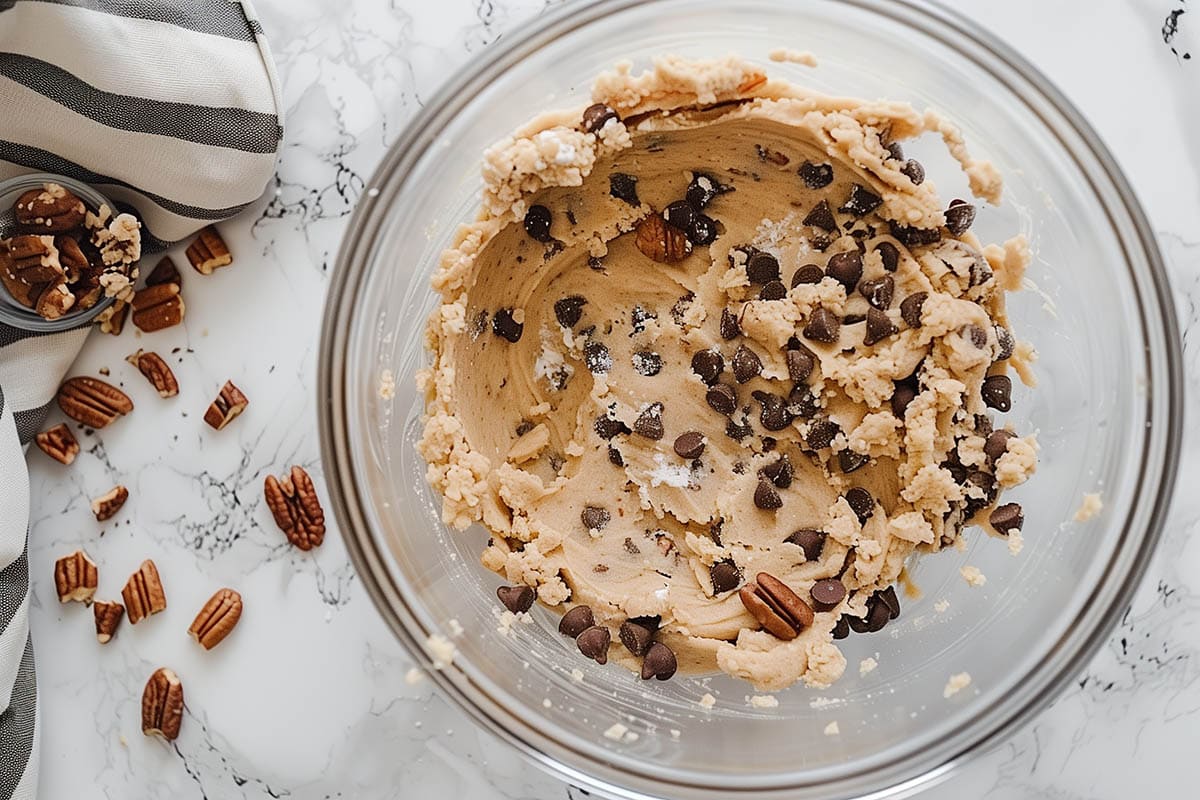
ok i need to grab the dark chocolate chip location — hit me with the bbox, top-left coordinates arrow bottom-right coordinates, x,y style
803,199 -> 838,232
686,173 -> 721,210
962,324 -> 989,349
899,292 -> 928,328
759,454 -> 793,488
843,314 -> 866,325
559,605 -> 595,638
963,469 -> 998,517
674,431 -> 706,459
885,141 -> 905,161
491,308 -> 524,342
691,349 -> 725,385
554,295 -> 587,328
901,159 -> 925,185
663,200 -> 695,231
641,642 -> 677,680
709,560 -> 741,594
759,280 -> 787,301
982,374 -> 1012,412
891,382 -> 917,418
888,220 -> 941,247
848,613 -> 872,634
584,340 -> 612,373
864,307 -> 899,346
497,585 -> 535,614
619,620 -> 654,656
875,241 -> 900,272
811,578 -> 846,608
594,412 -> 630,440
878,585 -> 901,619
865,598 -> 891,632
791,264 -> 825,287
990,502 -> 1024,533
832,616 -> 850,639
859,275 -> 895,310
632,350 -> 662,376
582,103 -> 619,133
798,160 -> 834,189
609,173 -> 639,205
753,391 -> 793,432
689,214 -> 717,245
754,479 -> 783,510
633,402 -> 665,439
746,251 -> 781,284
826,250 -> 863,291
607,445 -> 624,466
945,199 -> 976,235
720,308 -> 742,340
588,256 -> 605,271
806,418 -> 840,450
630,304 -> 655,333
706,383 -> 737,415
787,384 -> 820,419
804,307 -> 840,343
840,184 -> 883,217
725,414 -> 754,441
786,346 -> 815,382
756,144 -> 790,165
845,487 -> 874,522
787,529 -> 826,561
523,205 -> 554,242
839,450 -> 868,473
994,325 -> 1015,360
581,506 -> 611,531
984,429 -> 1016,461
732,345 -> 763,383
515,420 -> 535,436
576,625 -> 611,664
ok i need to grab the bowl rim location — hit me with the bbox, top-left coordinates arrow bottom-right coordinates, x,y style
317,0 -> 1184,797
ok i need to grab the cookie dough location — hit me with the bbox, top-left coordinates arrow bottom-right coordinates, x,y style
419,56 -> 1037,691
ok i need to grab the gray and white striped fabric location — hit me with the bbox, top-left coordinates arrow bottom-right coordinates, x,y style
0,3 -> 282,797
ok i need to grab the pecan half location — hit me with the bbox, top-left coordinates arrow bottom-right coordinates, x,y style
96,299 -> 129,335
185,226 -> 232,275
91,485 -> 129,521
35,423 -> 79,465
57,376 -> 133,428
4,235 -> 63,284
635,213 -> 692,263
141,667 -> 184,741
188,588 -> 242,650
145,256 -> 181,287
126,350 -> 178,398
203,380 -> 248,430
14,183 -> 87,232
264,466 -> 326,550
93,600 -> 124,643
738,572 -> 814,641
131,282 -> 185,332
122,559 -> 167,624
54,550 -> 98,604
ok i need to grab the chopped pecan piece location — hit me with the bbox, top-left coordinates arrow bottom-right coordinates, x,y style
96,299 -> 129,335
91,485 -> 129,521
126,350 -> 178,398
635,213 -> 692,263
93,600 -> 124,643
14,183 -> 86,232
35,280 -> 75,319
122,559 -> 167,624
141,668 -> 184,741
54,550 -> 98,604
57,376 -> 133,428
145,256 -> 181,286
264,466 -> 326,550
35,423 -> 79,465
131,282 -> 185,332
187,588 -> 243,650
203,380 -> 248,430
185,226 -> 232,275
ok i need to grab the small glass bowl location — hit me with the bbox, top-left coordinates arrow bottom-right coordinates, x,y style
0,172 -> 116,332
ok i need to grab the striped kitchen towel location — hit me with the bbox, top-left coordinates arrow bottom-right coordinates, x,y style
0,3 -> 283,798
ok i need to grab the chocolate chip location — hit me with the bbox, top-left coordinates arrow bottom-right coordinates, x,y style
584,340 -> 612,373
875,241 -> 900,272
826,250 -> 863,291
709,560 -> 741,594
633,402 -> 665,439
689,214 -> 717,245
754,479 -> 783,510
554,295 -> 587,328
630,304 -> 656,333
945,199 -> 976,235
840,184 -> 883,216
806,418 -> 840,450
582,103 -> 619,132
670,293 -> 694,326
963,470 -> 998,517
720,308 -> 741,340
899,292 -> 928,328
990,502 -> 1024,533
664,200 -> 695,231
686,173 -> 721,210
497,585 -> 535,614
832,616 -> 850,639
859,275 -> 894,310
732,345 -> 763,383
787,385 -> 820,419
878,585 -> 901,619
691,349 -> 725,385
641,641 -> 677,680
901,159 -> 925,185
885,141 -> 905,161
746,251 -> 781,284
786,529 -> 825,561
962,324 -> 989,349
674,431 -> 706,459
607,445 -> 624,466
847,613 -> 872,634
576,625 -> 611,664
632,350 -> 662,376
803,307 -> 840,343
787,346 -> 815,382
811,578 -> 846,609
619,620 -> 654,656
492,308 -> 524,342
609,173 -> 639,205
753,391 -> 793,432
843,314 -> 866,325
523,205 -> 554,242
706,383 -> 737,415
888,220 -> 941,247
515,420 -> 535,437
559,605 -> 595,637
581,506 -> 611,531
845,487 -> 874,522
803,199 -> 838,232
594,412 -> 630,440
791,264 -> 824,287
864,307 -> 899,346
994,325 -> 1015,361
759,454 -> 793,488
725,414 -> 754,441
759,280 -> 787,301
984,429 -> 1016,461
891,382 -> 917,418
798,160 -> 833,189
982,374 -> 1012,412
839,450 -> 868,473
865,598 -> 891,632
588,256 -> 605,271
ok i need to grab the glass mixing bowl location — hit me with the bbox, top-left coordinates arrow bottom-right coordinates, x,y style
317,1 -> 1182,797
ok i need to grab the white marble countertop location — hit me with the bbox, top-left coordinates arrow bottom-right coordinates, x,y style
26,1 -> 1199,798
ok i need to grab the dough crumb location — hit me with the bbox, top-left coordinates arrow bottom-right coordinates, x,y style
768,48 -> 818,67
378,368 -> 396,400
960,565 -> 987,587
603,722 -> 628,741
1007,530 -> 1024,556
859,657 -> 878,676
570,668 -> 585,683
943,672 -> 972,698
824,721 -> 840,736
934,598 -> 951,614
404,667 -> 425,685
426,634 -> 456,670
1074,492 -> 1103,522
447,618 -> 464,637
670,729 -> 681,739
542,698 -> 553,708
698,693 -> 717,709
749,694 -> 779,709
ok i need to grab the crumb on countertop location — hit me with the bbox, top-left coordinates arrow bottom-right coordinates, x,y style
824,721 -> 840,736
378,368 -> 396,400
960,565 -> 987,587
859,657 -> 878,676
603,722 -> 628,741
768,48 -> 818,67
1007,530 -> 1024,556
570,668 -> 584,683
749,694 -> 779,709
934,598 -> 950,614
1074,492 -> 1103,522
698,692 -> 716,709
425,634 -> 456,670
943,672 -> 972,698
404,667 -> 424,685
